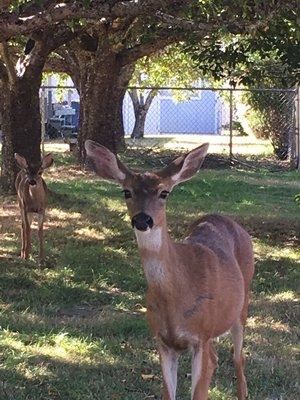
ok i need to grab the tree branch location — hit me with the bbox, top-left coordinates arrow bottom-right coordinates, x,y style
0,0 -> 187,40
128,88 -> 139,111
43,54 -> 71,75
55,46 -> 81,89
0,0 -> 12,12
0,41 -> 16,82
144,88 -> 156,110
15,25 -> 76,80
0,57 -> 8,81
120,30 -> 186,66
155,1 -> 296,35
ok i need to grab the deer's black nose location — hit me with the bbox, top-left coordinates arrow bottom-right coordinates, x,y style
131,212 -> 153,231
29,179 -> 37,186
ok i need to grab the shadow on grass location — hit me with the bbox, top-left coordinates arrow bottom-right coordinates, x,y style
253,256 -> 299,295
0,351 -> 160,400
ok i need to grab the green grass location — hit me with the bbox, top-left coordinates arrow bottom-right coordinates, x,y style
0,141 -> 299,399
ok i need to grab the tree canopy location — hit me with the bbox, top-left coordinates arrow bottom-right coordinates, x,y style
183,1 -> 299,86
1,0 -> 299,191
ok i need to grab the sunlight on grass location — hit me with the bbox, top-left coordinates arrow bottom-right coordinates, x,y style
247,316 -> 291,333
267,291 -> 297,302
44,142 -> 69,153
48,208 -> 82,220
209,386 -> 233,400
254,239 -> 300,261
0,329 -> 116,368
74,227 -> 109,241
126,134 -> 272,155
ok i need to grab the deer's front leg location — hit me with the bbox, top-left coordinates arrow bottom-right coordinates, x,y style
21,210 -> 32,259
37,212 -> 45,266
158,343 -> 179,400
191,340 -> 217,400
20,218 -> 26,258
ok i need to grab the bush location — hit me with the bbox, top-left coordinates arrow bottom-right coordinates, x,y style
222,120 -> 247,136
245,91 -> 295,160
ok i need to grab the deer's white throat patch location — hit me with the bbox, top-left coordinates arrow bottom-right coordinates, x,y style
142,258 -> 166,283
134,227 -> 162,251
134,227 -> 165,283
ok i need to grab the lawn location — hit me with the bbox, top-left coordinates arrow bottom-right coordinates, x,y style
0,139 -> 299,399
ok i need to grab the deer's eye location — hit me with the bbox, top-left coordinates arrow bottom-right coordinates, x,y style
159,190 -> 169,199
123,189 -> 132,199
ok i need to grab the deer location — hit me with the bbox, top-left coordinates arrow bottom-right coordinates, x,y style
14,153 -> 53,266
85,140 -> 254,400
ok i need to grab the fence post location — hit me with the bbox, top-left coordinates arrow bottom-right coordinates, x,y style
229,89 -> 233,163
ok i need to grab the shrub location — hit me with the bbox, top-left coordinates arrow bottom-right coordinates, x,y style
245,90 -> 295,160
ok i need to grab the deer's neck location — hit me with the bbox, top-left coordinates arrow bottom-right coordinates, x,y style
28,180 -> 45,198
134,224 -> 174,286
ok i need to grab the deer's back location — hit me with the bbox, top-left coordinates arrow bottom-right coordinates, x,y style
186,214 -> 254,288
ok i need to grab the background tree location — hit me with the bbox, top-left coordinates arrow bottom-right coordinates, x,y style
184,1 -> 299,160
129,44 -> 201,139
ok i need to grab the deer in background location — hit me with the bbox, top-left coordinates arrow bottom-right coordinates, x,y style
85,140 -> 254,400
15,153 -> 53,266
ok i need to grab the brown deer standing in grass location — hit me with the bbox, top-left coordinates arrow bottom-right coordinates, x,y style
15,153 -> 53,266
85,140 -> 254,400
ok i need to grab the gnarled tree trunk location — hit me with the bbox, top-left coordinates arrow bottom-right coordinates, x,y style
76,50 -> 134,160
0,76 -> 42,192
0,30 -> 74,193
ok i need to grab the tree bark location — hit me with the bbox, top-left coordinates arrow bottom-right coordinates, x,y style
76,51 -> 134,160
0,28 -> 76,193
0,75 -> 42,192
129,89 -> 156,139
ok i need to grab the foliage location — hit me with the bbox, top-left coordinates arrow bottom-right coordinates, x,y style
131,44 -> 202,98
42,72 -> 69,102
129,44 -> 205,138
244,88 -> 296,159
0,139 -> 299,399
184,9 -> 299,159
222,120 -> 247,136
184,3 -> 299,87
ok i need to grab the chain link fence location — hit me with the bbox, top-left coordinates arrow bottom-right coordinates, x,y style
39,86 -> 299,170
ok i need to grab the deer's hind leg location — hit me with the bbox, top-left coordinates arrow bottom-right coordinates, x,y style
37,212 -> 45,266
231,292 -> 250,400
191,340 -> 218,400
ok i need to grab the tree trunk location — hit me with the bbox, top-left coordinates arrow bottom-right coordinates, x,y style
131,109 -> 147,139
129,89 -> 156,139
77,52 -> 134,160
0,76 -> 42,192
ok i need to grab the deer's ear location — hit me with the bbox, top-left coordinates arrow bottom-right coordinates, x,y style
158,143 -> 209,186
14,153 -> 28,169
42,153 -> 54,169
85,140 -> 130,184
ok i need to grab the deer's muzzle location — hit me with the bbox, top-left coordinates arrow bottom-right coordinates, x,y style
132,212 -> 153,231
